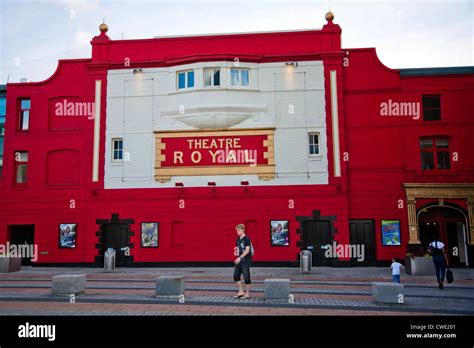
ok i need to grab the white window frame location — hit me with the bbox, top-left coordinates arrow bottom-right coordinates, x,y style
230,68 -> 250,87
112,138 -> 123,162
204,68 -> 221,87
308,132 -> 320,157
177,70 -> 195,90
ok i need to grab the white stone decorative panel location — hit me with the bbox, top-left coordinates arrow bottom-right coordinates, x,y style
105,61 -> 328,188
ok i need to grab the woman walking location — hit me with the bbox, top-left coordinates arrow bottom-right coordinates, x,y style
428,234 -> 449,289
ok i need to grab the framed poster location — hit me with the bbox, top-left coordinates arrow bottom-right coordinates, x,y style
270,220 -> 289,246
381,220 -> 401,246
141,222 -> 159,248
58,223 -> 77,249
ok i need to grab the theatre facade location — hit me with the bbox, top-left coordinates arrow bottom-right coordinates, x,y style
1,12 -> 473,267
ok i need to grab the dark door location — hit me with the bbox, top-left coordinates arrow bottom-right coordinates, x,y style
9,225 -> 35,266
303,220 -> 332,266
102,224 -> 130,267
349,219 -> 376,265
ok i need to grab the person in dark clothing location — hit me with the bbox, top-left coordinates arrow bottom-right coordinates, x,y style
429,234 -> 450,289
233,223 -> 252,299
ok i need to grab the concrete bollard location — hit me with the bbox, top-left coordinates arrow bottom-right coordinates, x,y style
371,282 -> 405,304
264,278 -> 291,304
52,274 -> 86,295
155,276 -> 185,299
0,256 -> 22,273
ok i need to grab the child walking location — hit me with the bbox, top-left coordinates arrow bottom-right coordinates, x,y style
390,258 -> 404,283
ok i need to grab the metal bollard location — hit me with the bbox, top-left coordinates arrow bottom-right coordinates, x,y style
300,250 -> 312,273
104,248 -> 116,272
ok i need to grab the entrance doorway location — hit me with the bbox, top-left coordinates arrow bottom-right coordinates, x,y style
418,205 -> 469,266
349,219 -> 376,265
8,225 -> 35,266
101,223 -> 130,267
302,220 -> 332,266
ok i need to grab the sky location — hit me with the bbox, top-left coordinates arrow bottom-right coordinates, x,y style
0,0 -> 472,83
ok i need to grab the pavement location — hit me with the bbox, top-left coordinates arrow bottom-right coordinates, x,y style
0,266 -> 473,316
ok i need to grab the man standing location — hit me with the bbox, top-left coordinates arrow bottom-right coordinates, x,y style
233,224 -> 252,299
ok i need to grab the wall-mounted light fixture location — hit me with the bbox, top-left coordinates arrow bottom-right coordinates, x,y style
133,68 -> 143,74
285,62 -> 298,67
175,182 -> 184,193
208,181 -> 217,192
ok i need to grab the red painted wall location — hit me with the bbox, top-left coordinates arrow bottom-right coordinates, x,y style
343,48 -> 474,261
1,20 -> 473,265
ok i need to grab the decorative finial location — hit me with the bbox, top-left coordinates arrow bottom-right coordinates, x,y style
99,22 -> 108,33
325,9 -> 334,22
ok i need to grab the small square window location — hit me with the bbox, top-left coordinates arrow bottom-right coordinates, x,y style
422,95 -> 441,121
204,69 -> 220,87
14,151 -> 28,184
419,137 -> 450,171
112,139 -> 123,161
177,70 -> 194,90
308,133 -> 320,155
18,98 -> 31,131
231,69 -> 250,87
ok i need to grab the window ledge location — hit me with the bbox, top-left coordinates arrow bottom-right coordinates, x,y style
309,155 -> 323,161
415,171 -> 458,176
169,87 -> 259,95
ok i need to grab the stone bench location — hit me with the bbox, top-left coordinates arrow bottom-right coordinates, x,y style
156,276 -> 185,299
0,256 -> 22,273
264,278 -> 291,304
52,274 -> 86,295
371,282 -> 404,304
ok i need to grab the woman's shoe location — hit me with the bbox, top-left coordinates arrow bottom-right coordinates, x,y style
438,282 -> 444,289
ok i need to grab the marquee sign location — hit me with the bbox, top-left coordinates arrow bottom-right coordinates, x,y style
154,129 -> 275,182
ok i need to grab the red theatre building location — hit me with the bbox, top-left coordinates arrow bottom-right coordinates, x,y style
1,12 -> 473,267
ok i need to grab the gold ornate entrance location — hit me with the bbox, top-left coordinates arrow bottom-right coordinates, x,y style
403,183 -> 474,246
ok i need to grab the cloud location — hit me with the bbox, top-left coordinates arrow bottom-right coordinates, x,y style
74,30 -> 93,47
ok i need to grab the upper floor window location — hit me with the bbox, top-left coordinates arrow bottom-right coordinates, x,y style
308,133 -> 320,156
420,137 -> 450,170
112,138 -> 123,161
14,151 -> 28,184
204,68 -> 220,87
177,70 -> 195,90
422,95 -> 441,121
230,69 -> 249,87
18,99 -> 30,131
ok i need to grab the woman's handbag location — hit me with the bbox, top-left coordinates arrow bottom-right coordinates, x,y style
446,268 -> 454,283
